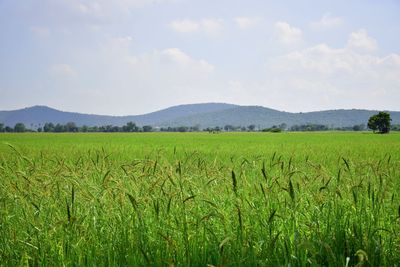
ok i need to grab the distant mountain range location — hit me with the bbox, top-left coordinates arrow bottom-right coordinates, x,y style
1,103 -> 399,129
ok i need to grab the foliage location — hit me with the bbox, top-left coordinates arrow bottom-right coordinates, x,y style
391,124 -> 400,131
262,125 -> 283,132
0,133 -> 399,266
142,125 -> 153,132
247,124 -> 256,131
5,126 -> 13,132
122,122 -> 140,132
13,122 -> 26,132
368,112 -> 391,134
0,121 -> 392,133
352,124 -> 366,131
290,124 -> 329,131
42,122 -> 143,133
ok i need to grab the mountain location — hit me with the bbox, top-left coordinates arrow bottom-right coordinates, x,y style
165,106 -> 400,128
127,103 -> 238,125
163,106 -> 291,127
1,103 -> 399,129
0,103 -> 238,127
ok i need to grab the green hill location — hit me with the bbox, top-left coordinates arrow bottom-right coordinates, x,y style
1,103 -> 399,129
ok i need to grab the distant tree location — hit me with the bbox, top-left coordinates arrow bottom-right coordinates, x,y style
37,127 -> 43,132
14,123 -> 26,132
262,125 -> 282,133
177,126 -> 188,132
142,125 -> 152,132
123,122 -> 139,132
43,123 -> 55,132
279,123 -> 287,130
104,125 -> 113,132
54,123 -> 66,132
89,126 -> 98,132
352,124 -> 365,131
80,125 -> 89,132
5,126 -> 13,132
224,125 -> 235,131
247,124 -> 256,131
190,125 -> 200,132
66,122 -> 78,132
270,127 -> 282,133
110,126 -> 120,132
391,124 -> 400,131
0,123 -> 4,132
368,112 -> 391,134
289,124 -> 329,132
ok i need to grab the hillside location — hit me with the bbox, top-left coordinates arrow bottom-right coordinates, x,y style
164,106 -> 400,128
1,103 -> 399,129
0,103 -> 237,127
163,106 -> 291,127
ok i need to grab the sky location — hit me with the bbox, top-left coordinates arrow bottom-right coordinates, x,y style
0,0 -> 399,115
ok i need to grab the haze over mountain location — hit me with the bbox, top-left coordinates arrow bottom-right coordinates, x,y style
1,103 -> 399,129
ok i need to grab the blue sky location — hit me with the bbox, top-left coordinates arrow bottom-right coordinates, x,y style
0,0 -> 399,115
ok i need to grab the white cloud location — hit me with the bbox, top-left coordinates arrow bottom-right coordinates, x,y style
127,48 -> 215,74
74,0 -> 177,11
99,36 -> 214,74
41,38 -> 219,114
347,29 -> 378,52
310,13 -> 343,30
30,26 -> 50,37
275,21 -> 302,44
261,33 -> 400,111
48,64 -> 78,77
169,18 -> 224,35
169,19 -> 200,33
235,17 -> 263,30
201,19 -> 224,35
56,0 -> 179,21
109,36 -> 134,47
98,36 -> 134,60
272,44 -> 376,75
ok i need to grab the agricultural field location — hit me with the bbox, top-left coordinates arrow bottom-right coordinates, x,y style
0,132 -> 399,266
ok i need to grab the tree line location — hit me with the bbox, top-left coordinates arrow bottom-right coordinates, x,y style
0,122 -> 200,133
41,122 -> 153,133
1,122 -> 398,133
0,112 -> 395,133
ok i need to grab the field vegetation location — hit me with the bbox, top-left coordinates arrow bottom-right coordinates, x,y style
0,132 -> 399,266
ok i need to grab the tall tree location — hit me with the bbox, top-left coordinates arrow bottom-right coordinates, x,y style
247,124 -> 256,131
5,126 -> 13,132
124,122 -> 139,132
65,122 -> 78,132
142,125 -> 153,132
14,123 -> 26,132
43,123 -> 55,132
368,112 -> 391,134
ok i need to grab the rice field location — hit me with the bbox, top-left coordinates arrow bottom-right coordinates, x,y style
0,132 -> 399,266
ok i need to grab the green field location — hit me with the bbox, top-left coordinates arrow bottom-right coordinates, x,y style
0,132 -> 399,266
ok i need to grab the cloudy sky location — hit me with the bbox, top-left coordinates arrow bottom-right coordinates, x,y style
1,0 -> 399,115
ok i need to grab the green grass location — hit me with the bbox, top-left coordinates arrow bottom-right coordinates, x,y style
0,132 -> 399,266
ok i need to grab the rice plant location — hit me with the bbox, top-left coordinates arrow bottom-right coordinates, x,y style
0,132 -> 399,266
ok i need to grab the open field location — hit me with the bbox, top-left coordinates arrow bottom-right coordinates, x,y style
0,132 -> 399,266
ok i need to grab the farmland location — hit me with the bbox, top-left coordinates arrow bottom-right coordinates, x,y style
0,132 -> 399,266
